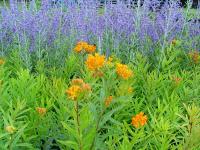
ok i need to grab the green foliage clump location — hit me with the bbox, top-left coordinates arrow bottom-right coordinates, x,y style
0,42 -> 200,150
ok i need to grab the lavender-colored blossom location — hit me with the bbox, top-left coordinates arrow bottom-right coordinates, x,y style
0,0 -> 199,55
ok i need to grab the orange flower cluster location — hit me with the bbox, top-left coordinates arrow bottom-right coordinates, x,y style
74,41 -> 96,53
85,53 -> 105,71
172,76 -> 182,86
116,63 -> 133,79
36,107 -> 47,116
105,96 -> 113,107
66,85 -> 81,100
86,45 -> 96,53
82,82 -> 92,92
131,112 -> 147,128
5,125 -> 16,134
189,51 -> 199,64
71,78 -> 84,85
0,59 -> 5,65
66,78 -> 91,100
128,87 -> 134,94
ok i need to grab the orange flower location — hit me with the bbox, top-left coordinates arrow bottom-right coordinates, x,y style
172,76 -> 182,86
78,41 -> 88,47
0,59 -> 5,65
5,125 -> 16,134
66,79 -> 91,100
82,83 -> 91,92
189,51 -> 199,64
74,45 -> 83,53
116,63 -> 132,79
85,53 -> 105,71
66,85 -> 81,100
85,44 -> 96,53
128,87 -> 133,94
36,107 -> 47,116
71,78 -> 84,86
74,41 -> 88,53
105,96 -> 113,107
74,41 -> 96,53
131,112 -> 147,128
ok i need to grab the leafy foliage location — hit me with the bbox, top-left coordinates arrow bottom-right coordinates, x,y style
0,41 -> 200,149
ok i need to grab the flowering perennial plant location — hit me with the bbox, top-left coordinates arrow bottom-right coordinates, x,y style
5,125 -> 16,134
0,41 -> 200,149
71,78 -> 84,86
105,96 -> 113,107
66,85 -> 82,100
189,51 -> 199,64
66,78 -> 91,100
0,1 -> 199,149
172,76 -> 182,86
131,112 -> 148,128
0,0 -> 199,60
74,41 -> 96,53
36,107 -> 47,116
85,53 -> 105,71
128,87 -> 134,94
116,63 -> 133,79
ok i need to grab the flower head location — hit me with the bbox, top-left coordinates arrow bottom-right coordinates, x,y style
116,63 -> 132,79
85,53 -> 105,71
74,45 -> 83,53
131,112 -> 147,128
5,125 -> 16,134
74,41 -> 88,53
74,41 -> 96,53
82,83 -> 91,92
36,107 -> 47,116
78,41 -> 88,47
85,44 -> 96,53
189,51 -> 199,64
66,79 -> 91,100
105,96 -> 113,107
172,76 -> 182,86
71,78 -> 84,86
128,87 -> 134,94
66,85 -> 81,100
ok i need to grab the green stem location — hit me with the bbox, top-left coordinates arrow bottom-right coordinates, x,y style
8,135 -> 13,150
75,101 -> 83,150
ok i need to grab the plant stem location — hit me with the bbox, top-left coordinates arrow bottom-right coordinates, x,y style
8,135 -> 13,150
75,101 -> 83,150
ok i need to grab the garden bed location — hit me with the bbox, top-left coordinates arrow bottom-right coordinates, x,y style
0,0 -> 200,149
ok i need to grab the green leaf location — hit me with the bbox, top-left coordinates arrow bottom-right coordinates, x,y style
61,121 -> 78,139
58,140 -> 78,150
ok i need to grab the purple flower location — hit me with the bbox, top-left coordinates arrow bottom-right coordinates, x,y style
0,0 -> 199,54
